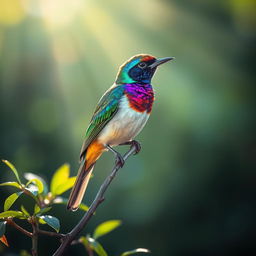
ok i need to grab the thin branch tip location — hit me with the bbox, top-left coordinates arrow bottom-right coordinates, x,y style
6,219 -> 33,238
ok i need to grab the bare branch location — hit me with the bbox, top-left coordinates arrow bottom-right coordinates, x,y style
31,218 -> 39,256
6,219 -> 32,238
52,145 -> 137,256
37,229 -> 65,239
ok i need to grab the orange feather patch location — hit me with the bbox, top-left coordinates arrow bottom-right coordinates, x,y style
85,141 -> 105,169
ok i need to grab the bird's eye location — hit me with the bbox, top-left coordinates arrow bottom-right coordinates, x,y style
138,62 -> 147,69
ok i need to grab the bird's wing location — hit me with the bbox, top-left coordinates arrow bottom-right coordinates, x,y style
79,85 -> 124,160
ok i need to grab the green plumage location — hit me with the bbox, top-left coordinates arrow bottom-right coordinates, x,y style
79,85 -> 124,160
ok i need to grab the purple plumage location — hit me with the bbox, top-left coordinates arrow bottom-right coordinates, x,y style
124,83 -> 154,113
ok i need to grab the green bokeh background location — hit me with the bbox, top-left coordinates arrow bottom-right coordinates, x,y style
0,0 -> 255,255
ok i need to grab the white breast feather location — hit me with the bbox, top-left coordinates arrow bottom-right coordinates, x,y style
97,96 -> 150,146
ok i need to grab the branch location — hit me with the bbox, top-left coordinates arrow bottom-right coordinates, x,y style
37,229 -> 65,239
31,219 -> 39,256
6,219 -> 32,237
52,145 -> 137,256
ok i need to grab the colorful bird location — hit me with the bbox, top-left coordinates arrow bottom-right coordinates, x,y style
67,54 -> 173,211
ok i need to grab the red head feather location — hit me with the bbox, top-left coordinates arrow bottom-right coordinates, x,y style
141,55 -> 156,62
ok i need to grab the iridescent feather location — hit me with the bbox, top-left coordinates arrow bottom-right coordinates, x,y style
79,85 -> 124,160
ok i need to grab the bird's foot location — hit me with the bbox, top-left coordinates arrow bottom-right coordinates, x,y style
119,140 -> 141,155
106,144 -> 125,167
115,152 -> 125,167
131,140 -> 141,154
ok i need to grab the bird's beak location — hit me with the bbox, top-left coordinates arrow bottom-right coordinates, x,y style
149,57 -> 174,69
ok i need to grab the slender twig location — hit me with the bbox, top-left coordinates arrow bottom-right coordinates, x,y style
52,146 -> 137,256
6,219 -> 33,237
85,243 -> 94,256
37,229 -> 65,239
31,218 -> 39,256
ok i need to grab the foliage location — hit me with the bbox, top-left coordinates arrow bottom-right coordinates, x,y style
79,220 -> 150,256
0,160 -> 150,256
0,161 -> 81,235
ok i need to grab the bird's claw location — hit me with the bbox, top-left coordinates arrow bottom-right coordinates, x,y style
106,144 -> 125,168
119,140 -> 141,155
115,152 -> 125,167
131,140 -> 141,155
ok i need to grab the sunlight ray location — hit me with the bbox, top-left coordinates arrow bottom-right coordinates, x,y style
81,5 -> 142,65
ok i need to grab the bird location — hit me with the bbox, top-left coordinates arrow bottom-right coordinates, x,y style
67,54 -> 174,211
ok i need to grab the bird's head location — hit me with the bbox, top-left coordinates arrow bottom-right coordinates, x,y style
115,54 -> 174,84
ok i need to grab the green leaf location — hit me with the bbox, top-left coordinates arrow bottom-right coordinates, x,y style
93,220 -> 122,239
54,177 -> 76,195
35,207 -> 52,216
39,218 -> 46,224
26,179 -> 44,194
25,186 -> 38,197
121,248 -> 151,256
4,191 -> 23,211
88,237 -> 108,256
34,204 -> 40,214
0,211 -> 24,219
0,182 -> 22,189
53,197 -> 89,211
39,215 -> 60,232
24,173 -> 48,194
2,160 -> 22,185
80,236 -> 89,246
21,205 -> 30,217
50,164 -> 70,195
78,203 -> 89,212
0,221 -> 7,237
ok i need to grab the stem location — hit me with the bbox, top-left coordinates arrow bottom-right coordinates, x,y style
38,229 -> 65,239
6,219 -> 32,237
31,218 -> 39,256
52,146 -> 136,256
85,244 -> 94,256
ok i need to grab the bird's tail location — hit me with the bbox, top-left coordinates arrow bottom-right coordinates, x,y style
67,141 -> 105,211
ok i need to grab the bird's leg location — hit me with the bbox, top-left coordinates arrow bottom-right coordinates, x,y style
119,140 -> 141,155
105,144 -> 125,167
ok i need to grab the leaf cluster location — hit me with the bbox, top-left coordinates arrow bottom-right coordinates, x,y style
79,220 -> 150,256
0,161 -> 86,246
0,160 -> 150,256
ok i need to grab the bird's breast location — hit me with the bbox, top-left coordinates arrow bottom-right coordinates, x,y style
124,83 -> 154,113
97,96 -> 150,146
